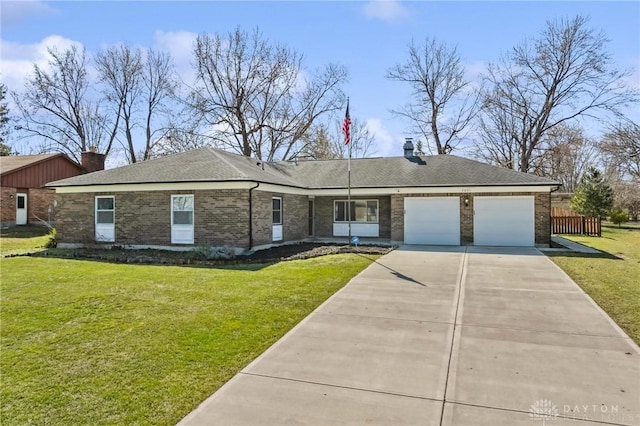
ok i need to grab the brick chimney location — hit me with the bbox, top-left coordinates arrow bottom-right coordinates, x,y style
403,138 -> 414,158
81,146 -> 106,173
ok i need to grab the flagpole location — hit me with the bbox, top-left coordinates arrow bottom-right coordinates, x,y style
347,98 -> 352,246
348,129 -> 352,246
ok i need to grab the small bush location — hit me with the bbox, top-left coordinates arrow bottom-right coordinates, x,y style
609,207 -> 629,228
188,245 -> 236,260
45,228 -> 57,248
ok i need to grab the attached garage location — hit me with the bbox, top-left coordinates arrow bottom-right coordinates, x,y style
474,196 -> 535,246
404,197 -> 460,245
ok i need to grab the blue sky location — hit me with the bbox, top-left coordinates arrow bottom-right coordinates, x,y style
1,0 -> 639,160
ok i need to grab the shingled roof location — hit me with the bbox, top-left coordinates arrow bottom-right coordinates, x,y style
47,147 -> 558,188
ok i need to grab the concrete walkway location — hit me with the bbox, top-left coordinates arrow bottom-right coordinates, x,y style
551,236 -> 602,254
178,246 -> 640,426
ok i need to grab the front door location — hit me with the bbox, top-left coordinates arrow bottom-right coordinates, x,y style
16,193 -> 27,225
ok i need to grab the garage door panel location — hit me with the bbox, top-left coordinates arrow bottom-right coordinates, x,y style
404,197 -> 460,245
474,196 -> 534,247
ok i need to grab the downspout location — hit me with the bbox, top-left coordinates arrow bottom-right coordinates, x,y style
248,182 -> 260,250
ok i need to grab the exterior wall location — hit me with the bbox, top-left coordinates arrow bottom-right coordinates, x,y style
27,188 -> 56,224
0,187 -> 17,226
251,190 -> 308,247
56,189 -> 251,248
1,155 -> 82,188
391,192 -> 551,246
314,196 -> 391,239
0,187 -> 57,226
283,193 -> 309,242
55,192 -> 94,244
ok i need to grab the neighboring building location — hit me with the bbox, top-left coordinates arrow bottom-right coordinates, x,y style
47,140 -> 559,250
1,150 -> 105,227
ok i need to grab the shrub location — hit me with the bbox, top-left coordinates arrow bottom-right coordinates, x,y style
609,207 -> 629,228
188,245 -> 236,260
45,228 -> 57,248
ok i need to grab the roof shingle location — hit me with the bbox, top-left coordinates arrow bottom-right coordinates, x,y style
47,147 -> 558,188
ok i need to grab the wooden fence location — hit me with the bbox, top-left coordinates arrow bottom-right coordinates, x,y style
551,215 -> 601,236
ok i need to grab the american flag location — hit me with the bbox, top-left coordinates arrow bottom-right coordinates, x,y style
342,100 -> 351,145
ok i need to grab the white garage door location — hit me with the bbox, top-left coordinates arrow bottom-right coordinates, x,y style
474,196 -> 535,246
404,197 -> 460,245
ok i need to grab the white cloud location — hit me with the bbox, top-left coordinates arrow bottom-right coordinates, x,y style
365,118 -> 402,157
362,0 -> 409,24
0,0 -> 58,29
153,30 -> 198,86
0,35 -> 84,92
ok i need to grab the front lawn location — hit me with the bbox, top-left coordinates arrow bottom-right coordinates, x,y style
0,254 -> 378,425
547,226 -> 640,344
0,225 -> 50,255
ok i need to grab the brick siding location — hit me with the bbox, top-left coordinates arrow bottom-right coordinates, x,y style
251,190 -> 308,247
56,189 -> 314,249
27,188 -> 57,224
56,190 -> 252,247
0,187 -> 17,225
391,192 -> 551,246
1,187 -> 59,226
55,188 -> 551,248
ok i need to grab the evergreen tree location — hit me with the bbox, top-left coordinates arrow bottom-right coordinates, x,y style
570,167 -> 614,217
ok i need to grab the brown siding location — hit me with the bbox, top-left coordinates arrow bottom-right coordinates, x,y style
314,196 -> 391,239
1,155 -> 83,188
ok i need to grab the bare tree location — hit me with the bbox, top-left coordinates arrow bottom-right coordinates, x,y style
600,121 -> 640,180
610,179 -> 640,221
386,37 -> 478,155
141,49 -> 176,160
534,124 -> 598,192
95,45 -> 141,163
12,46 -> 119,162
151,112 -> 213,157
300,118 -> 375,160
189,27 -> 347,161
96,46 -> 177,163
0,82 -> 12,155
476,15 -> 638,173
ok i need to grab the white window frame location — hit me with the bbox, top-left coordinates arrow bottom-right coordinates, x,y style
272,197 -> 283,242
334,199 -> 379,223
95,196 -> 115,242
272,197 -> 282,225
171,194 -> 194,244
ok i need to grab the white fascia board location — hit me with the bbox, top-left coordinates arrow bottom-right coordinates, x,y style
54,181 -> 556,195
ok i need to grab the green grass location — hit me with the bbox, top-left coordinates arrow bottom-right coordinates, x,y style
547,227 -> 640,344
0,225 -> 50,255
0,254 -> 378,425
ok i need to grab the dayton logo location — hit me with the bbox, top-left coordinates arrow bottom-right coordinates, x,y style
529,399 -> 559,424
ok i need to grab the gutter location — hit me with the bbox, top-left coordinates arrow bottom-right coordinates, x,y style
248,182 -> 260,250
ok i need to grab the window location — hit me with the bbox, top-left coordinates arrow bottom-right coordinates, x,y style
172,195 -> 194,225
171,195 -> 194,244
17,195 -> 25,209
96,196 -> 115,224
334,200 -> 379,223
272,197 -> 282,225
95,196 -> 115,242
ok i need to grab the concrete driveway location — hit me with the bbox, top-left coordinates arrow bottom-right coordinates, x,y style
178,246 -> 640,426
